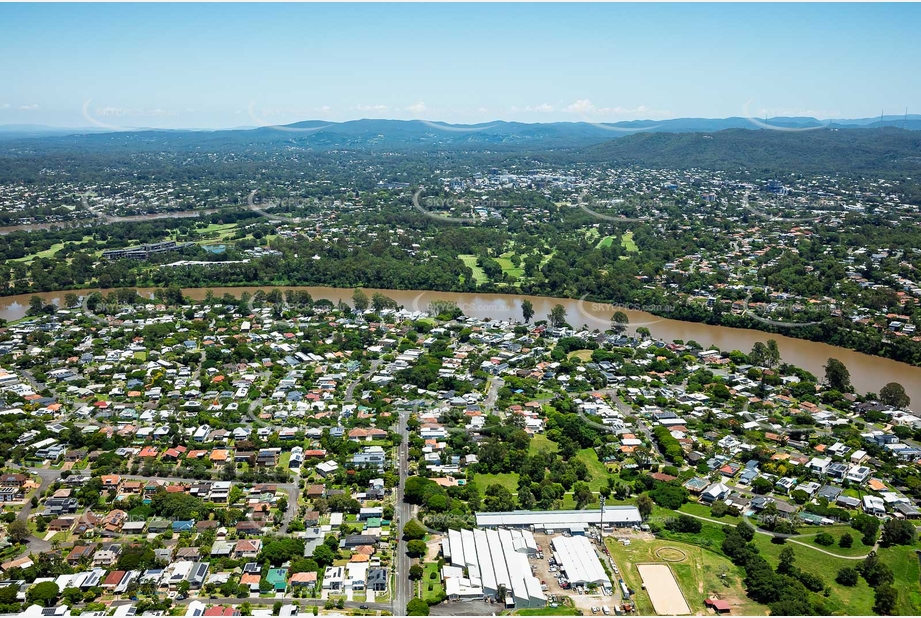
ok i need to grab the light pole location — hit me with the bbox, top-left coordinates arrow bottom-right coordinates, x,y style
599,495 -> 605,537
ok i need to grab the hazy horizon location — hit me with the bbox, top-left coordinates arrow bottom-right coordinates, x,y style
2,3 -> 919,130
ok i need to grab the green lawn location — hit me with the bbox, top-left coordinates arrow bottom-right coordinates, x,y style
200,222 -> 238,235
575,447 -> 613,491
133,351 -> 148,361
472,472 -> 520,494
645,509 -> 897,615
678,501 -> 741,525
595,235 -> 616,249
497,252 -> 524,280
422,561 -> 444,604
458,254 -> 488,284
792,525 -> 876,557
751,535 -> 875,614
11,242 -> 66,263
621,231 -> 638,253
567,350 -> 593,361
877,545 -> 921,615
528,434 -> 559,456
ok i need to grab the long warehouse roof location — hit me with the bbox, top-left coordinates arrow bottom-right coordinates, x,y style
476,507 -> 641,527
551,535 -> 611,587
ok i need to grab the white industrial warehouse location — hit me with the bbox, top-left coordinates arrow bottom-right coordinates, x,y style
476,507 -> 641,532
442,528 -> 545,608
550,535 -> 612,588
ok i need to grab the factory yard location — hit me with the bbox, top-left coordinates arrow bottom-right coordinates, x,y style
636,564 -> 691,616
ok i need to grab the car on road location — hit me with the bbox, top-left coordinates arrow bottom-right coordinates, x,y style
359,605 -> 369,610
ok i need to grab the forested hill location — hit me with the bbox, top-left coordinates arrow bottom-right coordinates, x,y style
581,127 -> 921,174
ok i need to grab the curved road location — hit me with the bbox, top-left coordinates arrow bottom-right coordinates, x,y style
677,510 -> 879,560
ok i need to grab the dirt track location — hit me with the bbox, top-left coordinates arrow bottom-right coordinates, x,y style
636,564 -> 691,615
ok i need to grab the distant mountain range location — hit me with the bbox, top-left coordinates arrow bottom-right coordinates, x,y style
1,116 -> 919,175
2,114 -> 920,142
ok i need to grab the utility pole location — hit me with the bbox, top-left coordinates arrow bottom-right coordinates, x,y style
599,495 -> 606,536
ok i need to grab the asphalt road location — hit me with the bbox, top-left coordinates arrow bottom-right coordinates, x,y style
393,404 -> 413,616
11,464 -> 65,555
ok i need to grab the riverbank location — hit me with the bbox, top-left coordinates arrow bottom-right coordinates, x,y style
3,285 -> 921,406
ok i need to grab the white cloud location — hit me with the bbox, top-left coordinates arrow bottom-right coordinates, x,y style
19,104 -> 39,111
351,104 -> 389,112
0,104 -> 10,110
565,99 -> 595,114
564,99 -> 670,118
511,104 -> 556,114
406,101 -> 426,114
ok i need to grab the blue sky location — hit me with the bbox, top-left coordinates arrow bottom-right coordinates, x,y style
1,3 -> 919,129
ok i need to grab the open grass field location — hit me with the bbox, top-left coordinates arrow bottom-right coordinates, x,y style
604,536 -> 767,616
877,545 -> 921,615
621,231 -> 638,253
11,235 -> 96,263
528,434 -> 559,456
199,222 -> 239,235
677,502 -> 740,525
458,254 -> 489,284
498,252 -> 525,279
648,510 -> 916,615
575,447 -> 611,491
471,472 -> 520,495
596,235 -> 616,249
750,535 -> 876,614
792,524 -> 877,557
567,350 -> 593,361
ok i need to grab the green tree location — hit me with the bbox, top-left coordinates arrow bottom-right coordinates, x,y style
26,582 -> 60,607
823,358 -> 851,392
838,532 -> 853,548
836,567 -> 859,587
777,546 -> 796,575
352,289 -> 369,311
635,493 -> 654,520
403,519 -> 427,541
548,304 -> 567,328
573,481 -> 594,509
406,540 -> 427,558
879,382 -> 910,408
873,583 -> 898,615
483,483 -> 517,512
880,518 -> 916,546
611,310 -> 629,335
814,532 -> 835,546
521,299 -> 534,324
312,544 -> 336,567
407,598 -> 430,615
409,564 -> 424,580
7,519 -> 30,544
